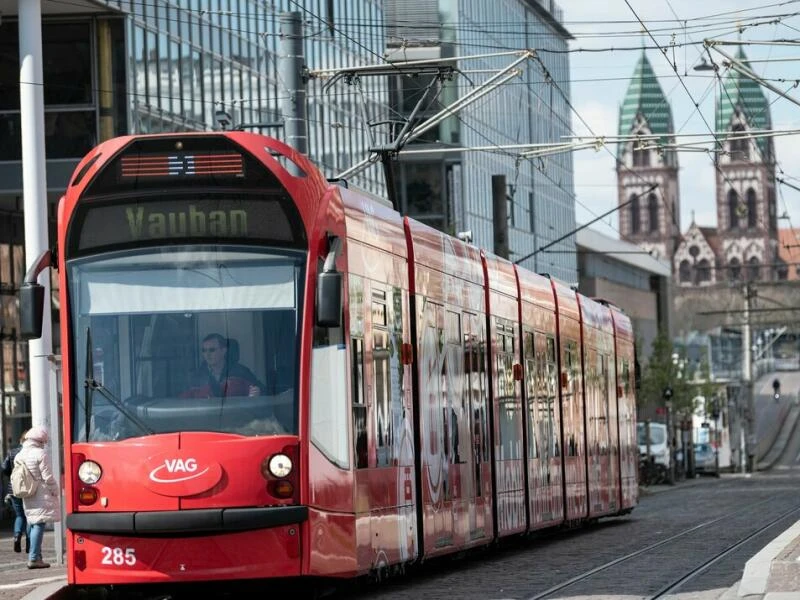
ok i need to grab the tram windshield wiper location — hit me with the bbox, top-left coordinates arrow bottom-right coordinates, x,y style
84,377 -> 155,436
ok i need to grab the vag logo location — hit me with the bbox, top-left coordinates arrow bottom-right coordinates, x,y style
149,458 -> 206,482
166,458 -> 198,473
143,450 -> 224,496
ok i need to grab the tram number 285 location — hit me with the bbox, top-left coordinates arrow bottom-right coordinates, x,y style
100,546 -> 137,566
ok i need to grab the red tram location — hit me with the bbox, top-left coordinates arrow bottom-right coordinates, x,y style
19,131 -> 638,587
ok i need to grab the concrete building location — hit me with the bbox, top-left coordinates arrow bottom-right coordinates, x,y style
0,0 -> 389,449
0,1 -> 581,447
616,48 -> 782,285
574,227 -> 672,365
384,0 -> 577,283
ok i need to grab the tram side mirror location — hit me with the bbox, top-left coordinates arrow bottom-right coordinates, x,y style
19,283 -> 45,340
316,270 -> 342,328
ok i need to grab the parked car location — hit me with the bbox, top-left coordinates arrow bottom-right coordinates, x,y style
693,442 -> 719,476
638,422 -> 670,479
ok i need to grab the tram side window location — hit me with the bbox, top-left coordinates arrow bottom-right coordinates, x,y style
464,313 -> 490,466
373,292 -> 392,467
446,310 -> 465,464
598,353 -> 609,455
524,331 -> 537,459
496,319 -> 520,461
349,275 -> 368,469
464,313 -> 481,495
544,336 -> 559,458
621,360 -> 631,396
351,338 -> 367,469
620,358 -> 633,445
585,351 -> 599,457
564,340 -> 580,457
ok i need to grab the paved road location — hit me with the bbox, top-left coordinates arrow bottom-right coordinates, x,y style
333,474 -> 800,600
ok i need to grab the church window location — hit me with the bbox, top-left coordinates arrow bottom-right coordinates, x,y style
696,259 -> 711,283
728,190 -> 740,230
747,257 -> 760,282
679,260 -> 691,283
728,258 -> 741,282
730,124 -> 749,161
746,188 -> 757,229
629,195 -> 640,234
648,194 -> 659,232
633,146 -> 650,167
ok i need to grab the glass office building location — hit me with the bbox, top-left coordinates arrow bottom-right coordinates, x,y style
0,0 -> 387,448
385,0 -> 577,283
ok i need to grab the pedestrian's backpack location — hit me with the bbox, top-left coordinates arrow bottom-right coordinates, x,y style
10,456 -> 37,499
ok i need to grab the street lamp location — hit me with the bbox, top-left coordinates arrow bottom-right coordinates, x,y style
663,385 -> 675,484
693,57 -> 718,73
710,395 -> 721,477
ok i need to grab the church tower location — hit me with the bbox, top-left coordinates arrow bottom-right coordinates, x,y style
616,51 -> 680,263
714,47 -> 779,283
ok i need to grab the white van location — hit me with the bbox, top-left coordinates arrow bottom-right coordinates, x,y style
638,421 -> 670,475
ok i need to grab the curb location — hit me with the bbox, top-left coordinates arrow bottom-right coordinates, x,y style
738,519 -> 800,597
20,580 -> 68,600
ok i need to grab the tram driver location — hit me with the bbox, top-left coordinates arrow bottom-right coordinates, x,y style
181,333 -> 265,398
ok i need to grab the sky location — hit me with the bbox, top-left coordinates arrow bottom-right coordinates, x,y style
558,0 -> 800,240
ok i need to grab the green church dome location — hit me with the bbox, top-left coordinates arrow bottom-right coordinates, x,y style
618,51 -> 676,166
715,47 -> 772,159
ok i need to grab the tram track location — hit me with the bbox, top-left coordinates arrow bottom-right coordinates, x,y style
524,497 -> 800,600
651,504 -> 800,598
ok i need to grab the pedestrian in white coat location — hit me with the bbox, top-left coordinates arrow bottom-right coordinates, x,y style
16,426 -> 61,569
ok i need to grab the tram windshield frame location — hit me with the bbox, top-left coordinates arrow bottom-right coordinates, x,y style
67,244 -> 304,442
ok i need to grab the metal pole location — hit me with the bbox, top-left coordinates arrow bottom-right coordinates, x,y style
19,0 -> 53,434
48,357 -> 64,564
492,175 -> 509,259
743,283 -> 755,473
279,11 -> 307,156
666,401 -> 675,484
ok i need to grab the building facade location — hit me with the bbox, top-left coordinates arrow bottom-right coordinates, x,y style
384,0 -> 578,283
0,0 -> 388,448
574,227 -> 672,366
616,48 -> 782,287
616,51 -> 680,264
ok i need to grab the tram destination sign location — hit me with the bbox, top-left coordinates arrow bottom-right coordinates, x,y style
69,196 -> 303,253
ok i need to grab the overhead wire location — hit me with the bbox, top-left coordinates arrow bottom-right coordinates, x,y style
622,0 -> 788,249
13,0 -> 800,250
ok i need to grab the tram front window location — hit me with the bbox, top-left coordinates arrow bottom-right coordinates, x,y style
68,246 -> 303,442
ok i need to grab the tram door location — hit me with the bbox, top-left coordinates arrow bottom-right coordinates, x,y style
464,312 -> 491,542
419,301 -> 480,550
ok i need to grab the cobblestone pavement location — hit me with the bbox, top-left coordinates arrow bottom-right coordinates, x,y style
337,474 -> 797,600
0,523 -> 65,600
6,472 -> 799,600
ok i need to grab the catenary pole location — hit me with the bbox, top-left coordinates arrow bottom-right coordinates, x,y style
279,11 -> 308,158
19,0 -> 63,564
19,0 -> 52,434
743,282 -> 756,473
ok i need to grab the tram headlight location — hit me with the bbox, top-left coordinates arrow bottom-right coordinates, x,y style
268,454 -> 293,478
77,460 -> 102,484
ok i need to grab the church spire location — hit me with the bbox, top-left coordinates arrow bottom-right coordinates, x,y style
618,51 -> 678,167
715,47 -> 773,160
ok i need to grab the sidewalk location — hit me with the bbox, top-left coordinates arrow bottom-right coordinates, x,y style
0,517 -> 66,600
642,476 -> 800,600
3,481 -> 797,600
726,518 -> 800,600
